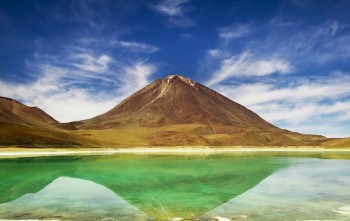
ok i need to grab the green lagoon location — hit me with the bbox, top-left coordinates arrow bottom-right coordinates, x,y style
0,151 -> 350,220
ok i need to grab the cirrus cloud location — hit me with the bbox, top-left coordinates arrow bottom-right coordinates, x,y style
112,40 -> 159,53
211,74 -> 350,138
0,40 -> 158,122
206,51 -> 293,86
151,0 -> 195,27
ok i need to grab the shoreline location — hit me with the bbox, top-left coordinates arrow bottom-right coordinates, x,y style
0,146 -> 349,158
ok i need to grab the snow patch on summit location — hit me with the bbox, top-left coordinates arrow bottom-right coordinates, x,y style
149,75 -> 198,105
167,75 -> 175,82
178,75 -> 196,87
188,79 -> 195,87
149,77 -> 171,103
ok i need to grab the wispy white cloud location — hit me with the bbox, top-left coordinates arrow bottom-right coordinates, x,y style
206,49 -> 227,58
267,19 -> 350,64
218,76 -> 350,106
77,37 -> 159,54
71,52 -> 112,73
112,40 -> 159,53
207,20 -> 350,75
0,43 -> 158,122
201,18 -> 350,138
219,24 -> 251,40
211,74 -> 350,138
0,60 -> 157,122
206,51 -> 292,86
151,0 -> 195,27
200,19 -> 350,137
314,20 -> 340,37
151,0 -> 188,16
118,61 -> 157,96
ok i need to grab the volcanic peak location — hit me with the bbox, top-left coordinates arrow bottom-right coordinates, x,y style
0,75 -> 329,146
166,74 -> 197,87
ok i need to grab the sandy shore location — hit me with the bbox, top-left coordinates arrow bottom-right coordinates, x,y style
0,146 -> 349,158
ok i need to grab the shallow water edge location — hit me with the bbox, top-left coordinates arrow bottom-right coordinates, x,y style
0,146 -> 349,158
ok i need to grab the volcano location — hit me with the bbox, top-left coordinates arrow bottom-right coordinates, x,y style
0,75 -> 329,147
73,75 -> 326,146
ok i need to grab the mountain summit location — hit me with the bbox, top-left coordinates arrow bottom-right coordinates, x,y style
79,74 -> 275,129
73,75 -> 325,146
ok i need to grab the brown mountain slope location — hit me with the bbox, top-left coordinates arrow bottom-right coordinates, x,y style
0,97 -> 59,126
0,97 -> 82,146
79,75 -> 276,130
74,75 -> 326,146
322,138 -> 350,148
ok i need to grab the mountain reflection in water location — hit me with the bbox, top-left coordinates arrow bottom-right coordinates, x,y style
0,152 -> 349,220
0,176 -> 151,220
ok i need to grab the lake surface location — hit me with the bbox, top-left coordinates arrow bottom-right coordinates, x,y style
0,151 -> 349,220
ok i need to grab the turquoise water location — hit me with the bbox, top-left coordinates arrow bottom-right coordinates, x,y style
0,151 -> 349,220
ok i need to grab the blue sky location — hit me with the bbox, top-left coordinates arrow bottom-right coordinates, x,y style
0,0 -> 350,138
